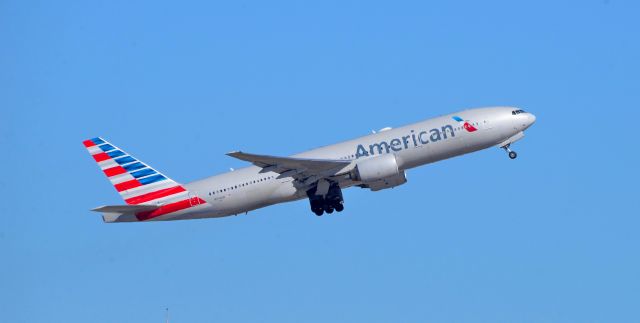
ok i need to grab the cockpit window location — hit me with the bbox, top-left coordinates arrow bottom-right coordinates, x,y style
512,109 -> 526,115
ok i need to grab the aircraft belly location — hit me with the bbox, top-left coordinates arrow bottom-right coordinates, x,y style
419,133 -> 468,164
399,130 -> 503,168
266,179 -> 304,204
396,145 -> 429,169
211,181 -> 301,216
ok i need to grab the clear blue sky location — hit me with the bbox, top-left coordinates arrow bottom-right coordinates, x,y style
2,0 -> 639,322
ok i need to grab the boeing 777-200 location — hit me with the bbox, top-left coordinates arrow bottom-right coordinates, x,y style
84,106 -> 536,222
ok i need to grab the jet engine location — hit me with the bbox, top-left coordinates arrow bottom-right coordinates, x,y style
353,154 -> 407,191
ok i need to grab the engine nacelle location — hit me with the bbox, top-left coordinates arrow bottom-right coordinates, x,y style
354,154 -> 407,191
363,172 -> 407,191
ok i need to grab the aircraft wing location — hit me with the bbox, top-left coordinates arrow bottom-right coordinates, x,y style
226,151 -> 352,183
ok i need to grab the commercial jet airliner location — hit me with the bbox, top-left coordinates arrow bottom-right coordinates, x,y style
84,106 -> 536,222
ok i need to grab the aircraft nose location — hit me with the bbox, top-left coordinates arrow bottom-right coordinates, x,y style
528,113 -> 536,126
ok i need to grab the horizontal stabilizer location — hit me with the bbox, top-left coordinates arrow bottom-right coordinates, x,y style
92,204 -> 160,223
92,204 -> 159,213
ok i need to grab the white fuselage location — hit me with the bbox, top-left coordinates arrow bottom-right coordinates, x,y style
169,106 -> 535,220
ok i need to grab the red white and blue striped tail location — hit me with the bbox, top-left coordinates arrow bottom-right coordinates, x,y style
83,137 -> 205,222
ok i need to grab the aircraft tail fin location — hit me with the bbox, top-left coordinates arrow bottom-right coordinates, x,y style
82,137 -> 190,206
83,137 -> 208,222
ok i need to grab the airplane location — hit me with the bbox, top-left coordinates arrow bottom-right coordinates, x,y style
84,106 -> 536,222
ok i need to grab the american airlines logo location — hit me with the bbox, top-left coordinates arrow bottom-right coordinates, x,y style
355,123 -> 457,158
355,116 -> 481,158
452,116 -> 477,132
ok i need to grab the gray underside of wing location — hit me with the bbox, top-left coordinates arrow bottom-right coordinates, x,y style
226,151 -> 353,183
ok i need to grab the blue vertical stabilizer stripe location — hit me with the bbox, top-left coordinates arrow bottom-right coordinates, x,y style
123,162 -> 145,171
99,144 -> 115,152
107,150 -> 125,158
115,156 -> 136,165
91,137 -> 105,145
139,174 -> 166,185
131,168 -> 156,178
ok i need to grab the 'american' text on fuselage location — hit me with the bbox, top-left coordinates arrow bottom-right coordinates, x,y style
355,124 -> 456,158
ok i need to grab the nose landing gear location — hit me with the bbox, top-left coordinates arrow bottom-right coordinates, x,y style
307,183 -> 344,216
502,144 -> 518,159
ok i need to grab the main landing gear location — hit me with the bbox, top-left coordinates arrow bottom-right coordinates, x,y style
307,183 -> 344,216
502,144 -> 518,159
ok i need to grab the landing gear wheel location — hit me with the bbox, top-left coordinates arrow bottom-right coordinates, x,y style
502,144 -> 518,160
307,183 -> 345,216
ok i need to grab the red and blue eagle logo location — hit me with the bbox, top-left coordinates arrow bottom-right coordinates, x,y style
452,116 -> 478,132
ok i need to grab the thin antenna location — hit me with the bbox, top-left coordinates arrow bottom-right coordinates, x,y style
165,308 -> 169,323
